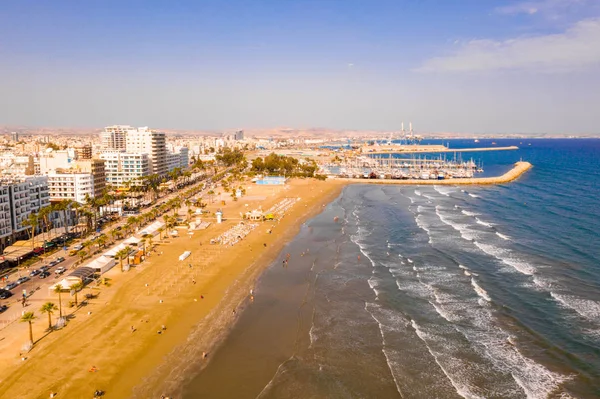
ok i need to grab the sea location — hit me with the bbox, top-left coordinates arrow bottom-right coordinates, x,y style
182,139 -> 600,399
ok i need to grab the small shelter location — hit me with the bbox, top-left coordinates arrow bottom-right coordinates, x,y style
137,220 -> 164,237
82,256 -> 115,274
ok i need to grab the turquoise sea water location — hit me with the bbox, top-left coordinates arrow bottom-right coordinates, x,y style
184,139 -> 600,398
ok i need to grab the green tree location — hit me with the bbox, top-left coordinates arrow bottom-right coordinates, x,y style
70,281 -> 83,306
40,302 -> 58,329
54,284 -> 64,318
116,248 -> 130,272
20,312 -> 36,346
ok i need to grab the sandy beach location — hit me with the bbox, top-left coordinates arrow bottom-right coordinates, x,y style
0,179 -> 344,399
0,162 -> 533,398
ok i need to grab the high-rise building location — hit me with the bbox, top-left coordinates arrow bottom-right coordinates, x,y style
11,132 -> 19,142
101,125 -> 129,150
74,159 -> 106,198
0,176 -> 50,251
125,127 -> 167,176
73,145 -> 92,160
100,152 -> 150,187
234,130 -> 244,141
48,171 -> 95,204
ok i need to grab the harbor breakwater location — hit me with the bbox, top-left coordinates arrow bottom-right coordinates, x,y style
338,161 -> 532,185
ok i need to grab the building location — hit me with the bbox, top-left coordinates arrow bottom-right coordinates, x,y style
234,130 -> 244,141
0,154 -> 35,176
74,159 -> 106,198
100,152 -> 150,187
125,127 -> 167,176
0,186 -> 12,246
11,132 -> 19,142
165,145 -> 189,171
38,150 -> 73,174
48,171 -> 94,204
73,145 -> 92,160
101,125 -> 129,150
166,151 -> 181,172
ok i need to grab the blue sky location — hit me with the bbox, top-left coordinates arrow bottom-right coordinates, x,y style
1,0 -> 599,134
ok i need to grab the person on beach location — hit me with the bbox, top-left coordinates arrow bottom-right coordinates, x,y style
250,289 -> 254,296
192,278 -> 196,284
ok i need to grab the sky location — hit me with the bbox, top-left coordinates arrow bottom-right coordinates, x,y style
0,0 -> 599,135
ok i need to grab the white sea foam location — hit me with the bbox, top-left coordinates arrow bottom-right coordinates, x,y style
414,189 -> 422,196
410,320 -> 483,399
407,258 -> 413,263
550,292 -> 600,321
474,241 -> 536,275
468,193 -> 480,198
496,232 -> 511,240
434,186 -> 454,197
436,206 -> 478,241
471,278 -> 491,302
415,214 -> 433,243
461,210 -> 481,217
476,218 -> 494,227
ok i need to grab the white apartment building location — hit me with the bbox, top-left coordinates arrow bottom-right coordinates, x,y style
0,186 -> 11,240
101,125 -> 129,150
48,171 -> 94,204
125,127 -> 167,175
165,146 -> 190,171
99,152 -> 150,187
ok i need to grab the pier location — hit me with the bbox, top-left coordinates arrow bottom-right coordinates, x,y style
338,161 -> 532,186
363,145 -> 519,154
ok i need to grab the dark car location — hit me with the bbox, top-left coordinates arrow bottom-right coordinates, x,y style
33,247 -> 44,255
56,257 -> 65,263
39,271 -> 51,279
29,269 -> 42,277
16,276 -> 30,284
40,265 -> 50,272
48,260 -> 59,267
4,282 -> 18,290
0,305 -> 8,313
0,289 -> 12,299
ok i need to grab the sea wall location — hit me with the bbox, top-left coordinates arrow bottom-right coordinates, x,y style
338,161 -> 532,186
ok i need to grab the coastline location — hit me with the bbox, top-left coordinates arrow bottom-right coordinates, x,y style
0,179 -> 345,399
0,163 -> 532,398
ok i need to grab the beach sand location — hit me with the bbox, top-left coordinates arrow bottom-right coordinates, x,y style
0,179 -> 344,399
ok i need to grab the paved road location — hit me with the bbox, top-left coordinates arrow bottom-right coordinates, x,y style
0,170 -> 224,327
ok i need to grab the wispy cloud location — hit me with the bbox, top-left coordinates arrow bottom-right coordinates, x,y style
494,0 -> 586,17
417,18 -> 600,73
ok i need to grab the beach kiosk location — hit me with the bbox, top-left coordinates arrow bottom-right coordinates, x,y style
216,210 -> 223,224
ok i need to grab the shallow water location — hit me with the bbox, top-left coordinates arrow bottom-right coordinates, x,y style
183,139 -> 600,399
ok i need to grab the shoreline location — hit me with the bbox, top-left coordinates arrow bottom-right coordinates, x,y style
0,179 -> 345,399
0,162 -> 532,398
338,161 -> 532,185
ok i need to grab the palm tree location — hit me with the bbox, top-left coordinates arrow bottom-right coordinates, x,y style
142,234 -> 153,255
23,212 -> 40,250
20,312 -> 36,346
96,235 -> 107,249
70,281 -> 83,306
77,249 -> 87,263
40,302 -> 58,329
157,226 -> 165,241
115,248 -> 130,272
54,284 -> 64,318
187,208 -> 194,223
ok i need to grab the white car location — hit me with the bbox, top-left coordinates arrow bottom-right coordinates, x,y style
55,267 -> 67,275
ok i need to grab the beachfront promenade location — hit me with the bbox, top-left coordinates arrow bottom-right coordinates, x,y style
339,161 -> 532,185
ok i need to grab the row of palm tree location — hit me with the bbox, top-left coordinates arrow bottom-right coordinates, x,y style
20,281 -> 84,347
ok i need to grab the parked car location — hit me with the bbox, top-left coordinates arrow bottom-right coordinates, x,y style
0,289 -> 12,299
16,276 -> 30,284
0,305 -> 8,313
55,267 -> 66,275
33,247 -> 44,255
39,271 -> 51,279
56,257 -> 65,263
4,282 -> 17,290
29,269 -> 42,277
40,265 -> 50,272
73,244 -> 84,251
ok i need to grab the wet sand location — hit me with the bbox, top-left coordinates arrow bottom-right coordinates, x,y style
0,179 -> 344,399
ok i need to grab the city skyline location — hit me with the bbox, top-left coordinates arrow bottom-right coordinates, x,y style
1,0 -> 599,135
